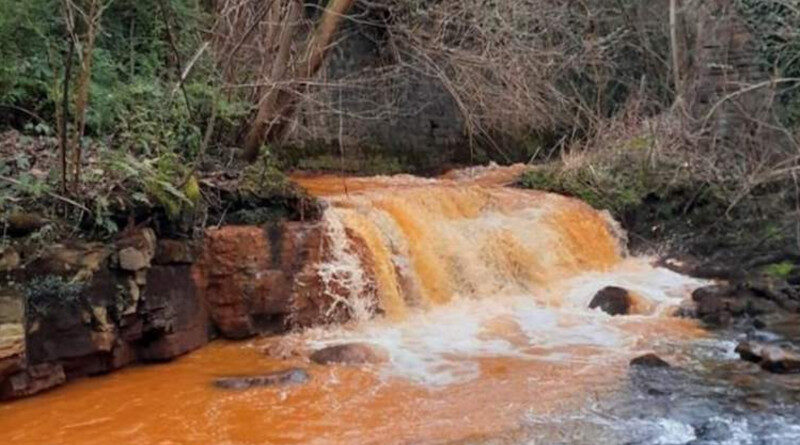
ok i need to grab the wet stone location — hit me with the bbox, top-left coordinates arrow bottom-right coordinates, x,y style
630,353 -> 671,368
735,341 -> 800,374
213,368 -> 310,390
589,286 -> 631,316
310,343 -> 389,365
693,419 -> 733,442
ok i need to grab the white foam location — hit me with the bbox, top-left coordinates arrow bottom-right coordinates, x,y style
304,260 -> 706,386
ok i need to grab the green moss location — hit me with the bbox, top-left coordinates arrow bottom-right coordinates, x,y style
517,154 -> 653,215
24,275 -> 86,317
761,262 -> 795,279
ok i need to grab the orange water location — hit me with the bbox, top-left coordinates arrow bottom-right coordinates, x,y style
0,165 -> 707,444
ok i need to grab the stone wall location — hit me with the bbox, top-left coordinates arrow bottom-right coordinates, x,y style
287,18 -> 469,171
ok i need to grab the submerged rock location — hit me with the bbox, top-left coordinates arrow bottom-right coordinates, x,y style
735,341 -> 800,374
630,353 -> 671,368
693,419 -> 733,443
589,286 -> 631,316
735,341 -> 765,364
214,368 -> 310,390
310,343 -> 389,365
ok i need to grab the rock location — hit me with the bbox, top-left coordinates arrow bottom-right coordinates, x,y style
630,353 -> 671,368
310,343 -> 389,365
30,243 -> 110,279
760,345 -> 800,373
118,247 -> 149,271
0,324 -> 24,380
137,265 -> 210,361
0,363 -> 65,399
154,239 -> 197,265
735,341 -> 764,363
694,419 -> 733,442
735,341 -> 800,373
4,212 -> 47,237
691,284 -> 742,325
0,247 -> 20,272
214,368 -> 310,389
196,223 -> 325,338
589,286 -> 631,316
117,228 -> 157,262
0,290 -> 25,380
656,254 -> 741,280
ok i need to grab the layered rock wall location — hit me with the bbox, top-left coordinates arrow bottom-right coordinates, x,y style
0,219 -> 339,400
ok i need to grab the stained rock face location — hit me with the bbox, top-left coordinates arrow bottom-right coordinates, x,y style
195,223 -> 326,338
589,286 -> 631,316
0,214 -> 346,400
1,233 -> 213,400
214,368 -> 310,389
310,343 -> 389,365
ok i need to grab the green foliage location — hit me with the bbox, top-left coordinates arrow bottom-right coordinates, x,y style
24,275 -> 86,317
0,0 -> 248,158
517,147 -> 667,215
103,151 -> 195,220
0,0 -> 60,117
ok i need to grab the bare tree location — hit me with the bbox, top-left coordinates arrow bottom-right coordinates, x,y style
240,0 -> 356,162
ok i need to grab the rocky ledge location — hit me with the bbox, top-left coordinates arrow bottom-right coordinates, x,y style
0,215 -> 375,400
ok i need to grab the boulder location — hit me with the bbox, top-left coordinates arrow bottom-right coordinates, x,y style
630,353 -> 671,368
589,286 -> 631,316
735,341 -> 764,363
310,343 -> 389,365
760,345 -> 800,374
0,247 -> 20,272
118,247 -> 149,272
735,341 -> 800,374
4,212 -> 47,237
214,368 -> 310,389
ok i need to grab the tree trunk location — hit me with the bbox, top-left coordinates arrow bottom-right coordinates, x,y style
670,0 -> 684,102
241,0 -> 355,162
70,0 -> 103,192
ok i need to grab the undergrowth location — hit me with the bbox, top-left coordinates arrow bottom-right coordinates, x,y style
517,115 -> 798,261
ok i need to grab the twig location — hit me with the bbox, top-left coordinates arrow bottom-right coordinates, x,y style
0,175 -> 91,213
171,41 -> 210,96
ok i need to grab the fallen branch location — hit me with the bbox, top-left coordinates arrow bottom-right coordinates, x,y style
0,175 -> 91,213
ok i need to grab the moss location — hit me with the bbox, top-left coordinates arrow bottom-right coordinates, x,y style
516,153 -> 653,215
183,175 -> 201,204
23,275 -> 86,317
762,262 -> 795,280
217,156 -> 324,225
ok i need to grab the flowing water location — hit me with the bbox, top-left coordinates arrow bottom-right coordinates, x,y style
2,165 -> 800,444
